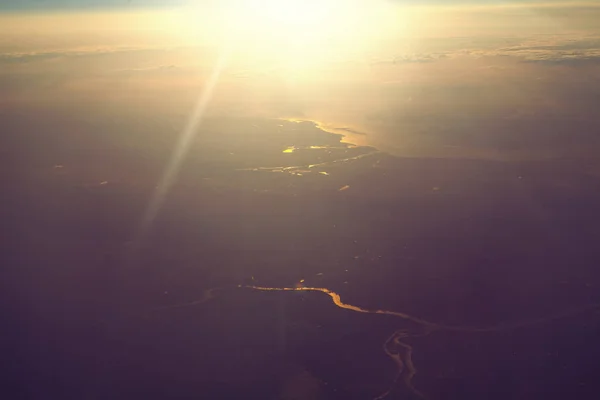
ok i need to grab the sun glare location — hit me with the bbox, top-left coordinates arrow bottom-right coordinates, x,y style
174,0 -> 412,78
180,0 -> 398,47
249,0 -> 334,27
219,0 -> 351,45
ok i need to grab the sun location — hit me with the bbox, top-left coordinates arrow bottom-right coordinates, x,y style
179,0 -> 374,45
176,0 -> 409,74
248,0 -> 334,27
220,0 -> 342,45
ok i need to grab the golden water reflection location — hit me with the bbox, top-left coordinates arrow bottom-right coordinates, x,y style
238,150 -> 380,175
157,284 -> 600,400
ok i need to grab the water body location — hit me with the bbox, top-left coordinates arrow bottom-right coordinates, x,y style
155,284 -> 600,399
6,116 -> 600,399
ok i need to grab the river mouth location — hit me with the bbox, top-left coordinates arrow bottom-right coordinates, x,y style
7,116 -> 600,400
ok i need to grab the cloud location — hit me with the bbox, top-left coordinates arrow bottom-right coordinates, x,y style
366,34 -> 600,66
109,64 -> 178,74
370,53 -> 448,65
0,46 -> 183,63
2,2 -> 600,162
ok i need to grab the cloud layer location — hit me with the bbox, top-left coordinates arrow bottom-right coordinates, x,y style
2,2 -> 600,160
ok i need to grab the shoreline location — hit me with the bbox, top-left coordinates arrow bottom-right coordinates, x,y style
277,117 -> 371,149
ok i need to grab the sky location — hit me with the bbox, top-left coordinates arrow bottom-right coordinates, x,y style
0,0 -> 598,8
0,0 -> 180,10
2,0 -> 600,161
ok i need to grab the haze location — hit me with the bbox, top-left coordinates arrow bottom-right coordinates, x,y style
4,2 -> 600,400
3,1 -> 600,159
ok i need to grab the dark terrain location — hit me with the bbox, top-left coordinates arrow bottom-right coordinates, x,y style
3,112 -> 600,399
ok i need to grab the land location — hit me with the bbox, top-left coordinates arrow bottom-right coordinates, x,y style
3,113 -> 600,399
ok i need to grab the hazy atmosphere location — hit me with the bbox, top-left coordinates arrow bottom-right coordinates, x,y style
4,1 -> 600,158
4,1 -> 600,399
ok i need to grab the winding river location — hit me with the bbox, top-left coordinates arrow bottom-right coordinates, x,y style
156,284 -> 600,399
